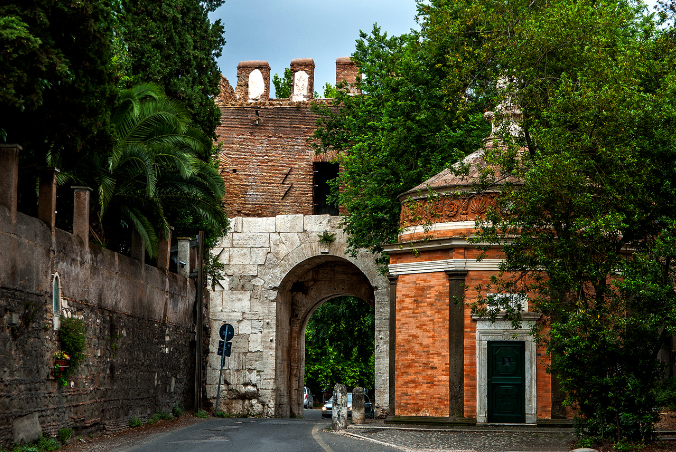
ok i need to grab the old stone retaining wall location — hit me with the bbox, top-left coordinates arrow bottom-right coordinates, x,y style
0,203 -> 196,446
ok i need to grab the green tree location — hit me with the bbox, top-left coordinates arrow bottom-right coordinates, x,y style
304,297 -> 375,397
71,84 -> 227,257
311,24 -> 490,264
0,0 -> 118,170
272,68 -> 292,98
451,0 -> 676,443
121,0 -> 225,141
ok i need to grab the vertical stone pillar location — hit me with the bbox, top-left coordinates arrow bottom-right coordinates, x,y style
235,61 -> 271,101
131,229 -> 145,265
332,384 -> 347,431
157,227 -> 173,271
178,237 -> 191,278
71,186 -> 91,248
445,270 -> 468,418
0,144 -> 21,223
387,274 -> 398,417
352,387 -> 365,425
290,58 -> 315,102
336,57 -> 360,95
37,166 -> 59,231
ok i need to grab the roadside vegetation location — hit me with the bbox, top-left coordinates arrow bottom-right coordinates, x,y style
312,0 -> 676,449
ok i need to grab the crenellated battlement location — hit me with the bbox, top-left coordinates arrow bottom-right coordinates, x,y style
217,57 -> 359,105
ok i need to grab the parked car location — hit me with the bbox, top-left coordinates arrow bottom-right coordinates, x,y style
304,387 -> 313,409
321,393 -> 374,418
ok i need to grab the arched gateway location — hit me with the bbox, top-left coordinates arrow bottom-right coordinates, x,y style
209,58 -> 388,418
207,215 -> 390,417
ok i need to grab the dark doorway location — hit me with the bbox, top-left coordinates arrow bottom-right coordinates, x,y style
313,162 -> 339,215
487,341 -> 525,423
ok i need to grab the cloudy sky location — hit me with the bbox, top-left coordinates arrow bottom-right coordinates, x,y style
209,0 -> 419,97
209,0 -> 662,98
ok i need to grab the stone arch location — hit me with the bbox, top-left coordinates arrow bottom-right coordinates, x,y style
206,215 -> 389,418
273,255 -> 376,417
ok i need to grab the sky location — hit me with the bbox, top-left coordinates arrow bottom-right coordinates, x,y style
208,0 -> 419,97
209,0 -> 662,99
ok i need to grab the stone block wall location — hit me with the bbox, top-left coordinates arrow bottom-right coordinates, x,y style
206,215 -> 390,418
0,203 -> 196,446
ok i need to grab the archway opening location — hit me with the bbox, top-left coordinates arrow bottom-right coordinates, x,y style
275,255 -> 375,417
303,295 -> 375,410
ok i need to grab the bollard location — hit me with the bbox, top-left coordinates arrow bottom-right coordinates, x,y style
332,384 -> 348,431
352,387 -> 365,424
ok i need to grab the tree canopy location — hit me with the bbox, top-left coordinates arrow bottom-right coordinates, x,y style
304,296 -> 375,398
314,0 -> 676,444
121,0 -> 225,141
66,84 -> 227,257
311,24 -> 490,263
0,0 -> 118,167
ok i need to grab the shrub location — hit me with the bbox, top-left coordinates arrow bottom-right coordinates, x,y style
172,403 -> 184,418
158,411 -> 173,420
129,417 -> 142,428
58,318 -> 86,372
57,428 -> 72,445
37,435 -> 61,451
146,413 -> 162,425
656,377 -> 676,411
195,410 -> 209,418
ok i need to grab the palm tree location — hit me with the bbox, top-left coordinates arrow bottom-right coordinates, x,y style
76,84 -> 227,258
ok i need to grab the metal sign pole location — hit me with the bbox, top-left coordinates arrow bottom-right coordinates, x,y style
215,353 -> 225,413
215,322 -> 234,414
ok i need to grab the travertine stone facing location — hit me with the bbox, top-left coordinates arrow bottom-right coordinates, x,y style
352,387 -> 365,424
236,61 -> 270,102
276,214 -> 304,232
207,214 -> 390,418
332,384 -> 348,431
248,70 -> 265,101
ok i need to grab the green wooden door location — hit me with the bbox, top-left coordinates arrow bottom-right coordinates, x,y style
487,341 -> 525,423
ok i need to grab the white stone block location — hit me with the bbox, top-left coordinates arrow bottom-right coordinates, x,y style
215,248 -> 230,265
224,291 -> 251,312
304,215 -> 331,232
252,320 -> 264,333
217,233 -> 233,248
228,264 -> 258,276
233,233 -> 270,248
211,311 -> 243,321
231,217 -> 243,233
250,248 -> 269,265
249,333 -> 263,352
238,319 -> 252,335
269,233 -> 290,260
279,233 -> 302,252
242,217 -> 276,232
230,248 -> 251,265
276,215 -> 304,233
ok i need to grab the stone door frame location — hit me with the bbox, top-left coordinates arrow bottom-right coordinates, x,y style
474,313 -> 540,424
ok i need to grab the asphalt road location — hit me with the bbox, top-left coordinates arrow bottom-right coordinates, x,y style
109,410 -> 401,452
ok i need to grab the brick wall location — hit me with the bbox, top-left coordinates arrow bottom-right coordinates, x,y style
216,101 -> 336,218
394,272 -> 450,417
